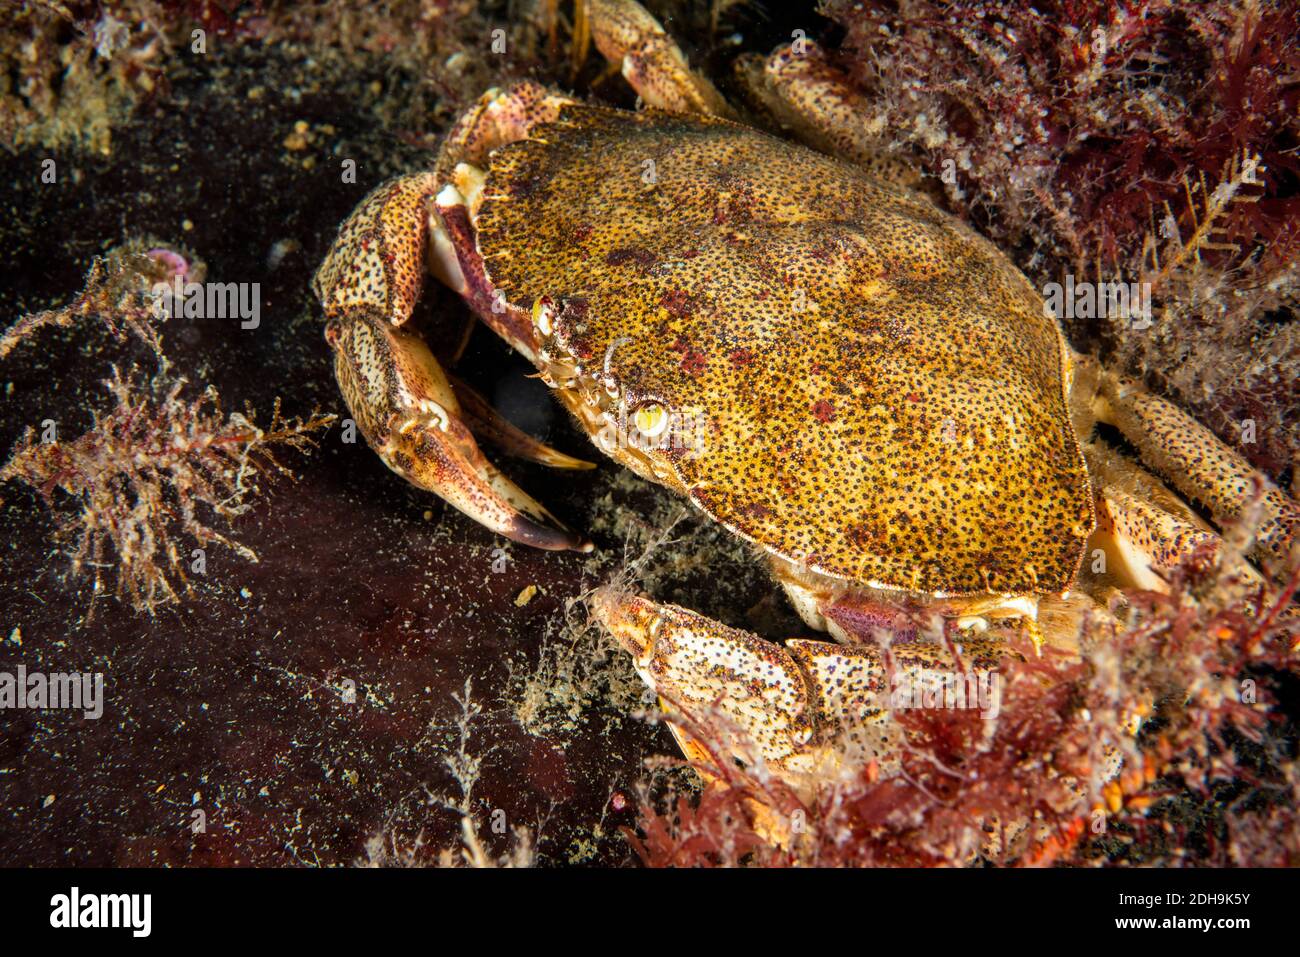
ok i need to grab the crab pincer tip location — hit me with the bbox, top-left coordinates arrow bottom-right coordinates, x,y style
507,514 -> 594,554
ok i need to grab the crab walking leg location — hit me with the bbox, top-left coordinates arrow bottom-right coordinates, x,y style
1093,371 -> 1299,573
586,0 -> 733,117
434,82 -> 577,182
313,174 -> 590,551
591,587 -> 819,782
734,41 -> 923,189
1096,485 -> 1263,592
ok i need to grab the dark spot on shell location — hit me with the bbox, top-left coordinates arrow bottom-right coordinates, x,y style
679,350 -> 707,375
605,246 -> 656,271
560,297 -> 589,321
510,173 -> 548,199
660,289 -> 694,317
812,400 -> 836,423
846,521 -> 888,551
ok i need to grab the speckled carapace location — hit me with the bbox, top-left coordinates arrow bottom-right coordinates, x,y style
478,106 -> 1094,596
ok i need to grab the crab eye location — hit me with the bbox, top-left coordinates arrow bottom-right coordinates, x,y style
532,297 -> 554,336
633,402 -> 670,439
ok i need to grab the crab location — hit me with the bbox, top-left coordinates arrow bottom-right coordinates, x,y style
314,0 -> 1298,804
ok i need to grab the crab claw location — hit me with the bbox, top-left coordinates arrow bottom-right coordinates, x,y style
586,0 -> 733,117
591,585 -> 815,777
590,586 -> 908,796
314,172 -> 592,554
326,312 -> 591,552
449,373 -> 596,472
